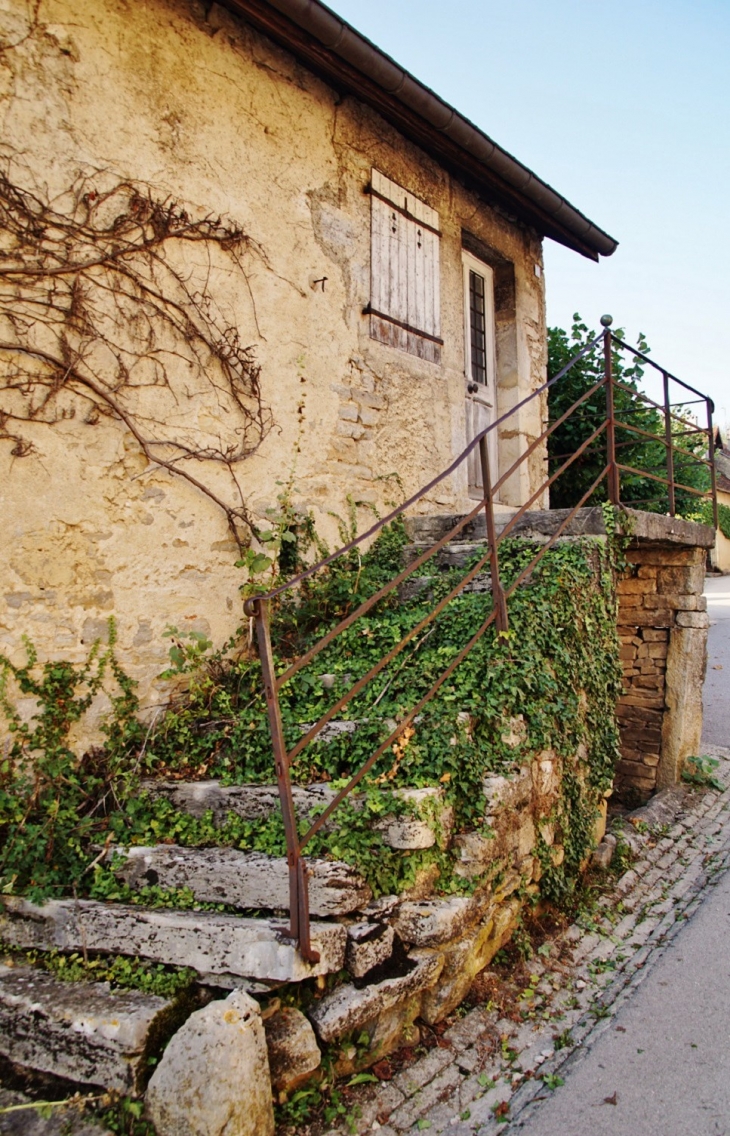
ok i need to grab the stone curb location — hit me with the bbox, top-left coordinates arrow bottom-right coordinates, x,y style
325,745 -> 730,1136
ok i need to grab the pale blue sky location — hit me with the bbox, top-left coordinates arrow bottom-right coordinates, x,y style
326,0 -> 730,428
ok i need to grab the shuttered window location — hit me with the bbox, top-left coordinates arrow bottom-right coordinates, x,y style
368,169 -> 442,364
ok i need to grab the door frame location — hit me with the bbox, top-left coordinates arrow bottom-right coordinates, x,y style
462,249 -> 498,496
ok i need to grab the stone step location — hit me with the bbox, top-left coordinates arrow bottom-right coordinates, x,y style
111,845 -> 371,916
140,780 -> 338,825
398,574 -> 492,604
141,782 -> 452,850
403,541 -> 494,572
404,506 -> 609,547
0,898 -> 347,984
0,964 -> 178,1094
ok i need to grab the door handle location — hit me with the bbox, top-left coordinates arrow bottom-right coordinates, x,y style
467,382 -> 479,394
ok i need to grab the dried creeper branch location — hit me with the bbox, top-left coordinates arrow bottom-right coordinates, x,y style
0,166 -> 274,547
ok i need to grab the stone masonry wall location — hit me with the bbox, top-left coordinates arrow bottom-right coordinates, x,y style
616,542 -> 709,801
0,0 -> 548,741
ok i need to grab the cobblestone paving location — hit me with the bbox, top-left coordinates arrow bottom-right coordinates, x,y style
325,744 -> 730,1136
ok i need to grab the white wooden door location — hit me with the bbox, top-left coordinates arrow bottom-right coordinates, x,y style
462,251 -> 498,496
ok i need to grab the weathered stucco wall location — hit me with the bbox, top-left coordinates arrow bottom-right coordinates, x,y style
712,488 -> 730,572
0,0 -> 547,720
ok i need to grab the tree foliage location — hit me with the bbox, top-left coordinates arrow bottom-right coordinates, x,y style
547,315 -> 710,515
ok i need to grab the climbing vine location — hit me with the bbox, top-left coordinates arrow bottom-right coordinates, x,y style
0,164 -> 273,546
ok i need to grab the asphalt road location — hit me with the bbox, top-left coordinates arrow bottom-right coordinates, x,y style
513,575 -> 730,1136
513,865 -> 730,1135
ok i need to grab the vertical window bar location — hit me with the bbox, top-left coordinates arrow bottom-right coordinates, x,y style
469,270 -> 487,385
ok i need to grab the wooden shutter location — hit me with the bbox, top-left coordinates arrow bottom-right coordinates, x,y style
369,170 -> 442,364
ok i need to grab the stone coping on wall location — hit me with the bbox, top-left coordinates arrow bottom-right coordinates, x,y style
405,506 -> 715,549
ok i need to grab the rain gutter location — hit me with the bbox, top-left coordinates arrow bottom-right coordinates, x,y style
221,0 -> 618,261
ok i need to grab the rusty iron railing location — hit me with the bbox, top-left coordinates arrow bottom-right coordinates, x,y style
243,318 -> 718,960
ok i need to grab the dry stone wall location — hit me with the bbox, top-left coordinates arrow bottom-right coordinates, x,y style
617,536 -> 710,801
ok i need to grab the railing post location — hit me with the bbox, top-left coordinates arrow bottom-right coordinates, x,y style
244,596 -> 320,964
707,398 -> 719,531
601,314 -> 620,505
662,372 -> 676,516
478,434 -> 509,633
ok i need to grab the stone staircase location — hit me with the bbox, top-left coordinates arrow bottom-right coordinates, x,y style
399,507 -> 608,602
0,507 -> 608,1129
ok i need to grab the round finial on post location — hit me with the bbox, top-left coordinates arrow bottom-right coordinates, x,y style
600,314 -> 613,328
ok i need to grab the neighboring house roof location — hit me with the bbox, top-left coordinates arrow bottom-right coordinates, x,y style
222,0 -> 618,262
714,431 -> 730,492
716,456 -> 730,493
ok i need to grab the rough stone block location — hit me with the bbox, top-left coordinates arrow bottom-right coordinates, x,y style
618,594 -> 643,608
358,405 -> 379,427
418,897 -> 521,1023
0,964 -> 175,1093
591,841 -> 615,870
644,593 -> 704,611
345,923 -> 395,978
618,577 -> 655,594
675,611 -> 710,629
660,625 -> 708,788
112,845 -> 371,916
384,787 -> 455,850
264,1007 -> 321,1095
146,989 -> 274,1136
532,751 -> 559,798
335,420 -> 365,439
391,895 -> 483,947
0,898 -> 346,982
482,767 -> 531,813
656,562 -> 706,594
308,956 -> 443,1043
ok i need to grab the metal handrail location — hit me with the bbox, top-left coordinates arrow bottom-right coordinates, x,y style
243,322 -> 718,960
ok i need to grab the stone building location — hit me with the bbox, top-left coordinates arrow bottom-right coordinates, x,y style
712,430 -> 730,572
0,0 -> 616,710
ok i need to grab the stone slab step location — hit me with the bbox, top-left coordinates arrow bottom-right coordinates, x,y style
398,573 -> 493,605
140,782 -> 451,850
0,964 -> 175,1094
404,507 -> 598,545
0,1089 -> 111,1136
140,780 -> 338,825
403,541 -> 492,571
0,898 -> 346,983
112,845 -> 371,916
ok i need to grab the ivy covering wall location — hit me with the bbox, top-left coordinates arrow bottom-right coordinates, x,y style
0,522 -> 624,907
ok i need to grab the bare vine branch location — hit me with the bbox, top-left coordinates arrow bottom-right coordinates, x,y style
0,166 -> 273,547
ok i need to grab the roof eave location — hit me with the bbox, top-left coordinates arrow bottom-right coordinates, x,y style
221,0 -> 617,261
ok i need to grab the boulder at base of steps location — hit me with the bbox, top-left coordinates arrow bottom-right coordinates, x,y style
0,898 -> 346,983
111,845 -> 371,916
0,964 -> 177,1093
